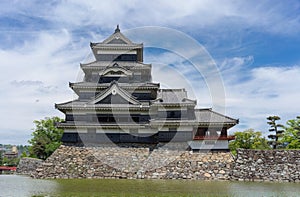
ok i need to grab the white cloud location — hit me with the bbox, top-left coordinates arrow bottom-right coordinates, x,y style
219,56 -> 254,83
0,30 -> 90,144
0,1 -> 300,144
147,51 -> 211,105
47,0 -> 300,36
2,0 -> 298,36
151,53 -> 300,136
221,58 -> 300,134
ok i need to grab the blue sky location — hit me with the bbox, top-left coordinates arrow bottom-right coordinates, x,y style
1,0 -> 300,144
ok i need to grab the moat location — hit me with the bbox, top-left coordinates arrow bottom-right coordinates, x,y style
1,175 -> 299,196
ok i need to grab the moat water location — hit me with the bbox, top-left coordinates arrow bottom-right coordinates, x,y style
1,175 -> 300,197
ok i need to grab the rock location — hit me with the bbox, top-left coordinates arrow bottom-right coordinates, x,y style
257,159 -> 263,164
231,149 -> 300,182
204,173 -> 211,178
236,159 -> 243,164
27,145 -> 271,181
17,157 -> 43,175
219,170 -> 226,174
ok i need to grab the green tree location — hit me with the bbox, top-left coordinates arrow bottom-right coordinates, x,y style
21,151 -> 28,158
0,151 -> 3,165
281,116 -> 300,149
2,157 -> 20,166
28,117 -> 64,160
229,129 -> 270,154
267,116 -> 284,149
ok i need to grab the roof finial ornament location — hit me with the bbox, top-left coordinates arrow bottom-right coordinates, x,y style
115,24 -> 120,33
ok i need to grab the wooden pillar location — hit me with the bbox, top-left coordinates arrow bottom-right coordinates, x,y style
196,128 -> 206,136
221,127 -> 227,137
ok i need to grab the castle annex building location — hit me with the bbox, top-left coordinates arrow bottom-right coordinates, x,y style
56,26 -> 238,150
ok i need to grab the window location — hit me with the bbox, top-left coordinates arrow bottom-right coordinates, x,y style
167,111 -> 181,119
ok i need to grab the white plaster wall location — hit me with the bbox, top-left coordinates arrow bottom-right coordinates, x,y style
188,140 -> 229,150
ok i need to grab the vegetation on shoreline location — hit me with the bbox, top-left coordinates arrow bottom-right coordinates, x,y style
229,129 -> 270,154
28,117 -> 64,160
281,116 -> 300,149
1,115 -> 299,165
229,115 -> 300,154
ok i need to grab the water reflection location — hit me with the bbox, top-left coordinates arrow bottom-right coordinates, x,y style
0,175 -> 58,197
0,175 -> 299,197
229,181 -> 300,197
55,178 -> 300,197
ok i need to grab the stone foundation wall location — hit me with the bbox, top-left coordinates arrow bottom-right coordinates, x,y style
31,146 -> 300,182
31,145 -> 233,180
17,157 -> 43,175
231,149 -> 300,182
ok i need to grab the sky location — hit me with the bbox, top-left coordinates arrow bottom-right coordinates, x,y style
1,0 -> 300,144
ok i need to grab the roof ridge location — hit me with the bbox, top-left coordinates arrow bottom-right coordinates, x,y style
195,108 -> 212,111
159,88 -> 186,92
195,108 -> 238,122
99,25 -> 134,45
80,61 -> 151,67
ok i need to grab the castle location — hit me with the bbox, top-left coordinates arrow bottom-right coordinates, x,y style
55,26 -> 238,150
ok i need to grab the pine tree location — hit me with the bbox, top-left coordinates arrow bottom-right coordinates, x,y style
267,116 -> 284,149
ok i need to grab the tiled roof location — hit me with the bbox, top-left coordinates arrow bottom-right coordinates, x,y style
152,89 -> 196,104
57,122 -> 147,129
90,81 -> 141,105
55,100 -> 150,110
195,109 -> 238,123
91,25 -> 140,46
89,25 -> 142,50
70,82 -> 159,89
150,108 -> 237,126
80,61 -> 151,68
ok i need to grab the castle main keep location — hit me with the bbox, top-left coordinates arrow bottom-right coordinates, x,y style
55,26 -> 238,150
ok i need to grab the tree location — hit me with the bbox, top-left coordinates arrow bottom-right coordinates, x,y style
229,129 -> 270,154
28,117 -> 64,160
0,150 -> 3,165
2,157 -> 20,167
281,116 -> 300,149
267,116 -> 284,149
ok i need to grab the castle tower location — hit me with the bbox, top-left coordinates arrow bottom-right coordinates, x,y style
55,26 -> 238,150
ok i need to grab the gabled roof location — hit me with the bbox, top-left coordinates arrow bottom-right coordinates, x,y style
90,81 -> 141,105
195,108 -> 238,124
151,89 -> 196,105
102,25 -> 133,45
99,63 -> 132,77
90,25 -> 142,48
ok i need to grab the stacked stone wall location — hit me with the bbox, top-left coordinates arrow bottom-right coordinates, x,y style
29,146 -> 300,182
231,149 -> 300,182
31,145 -> 233,180
17,157 -> 43,175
